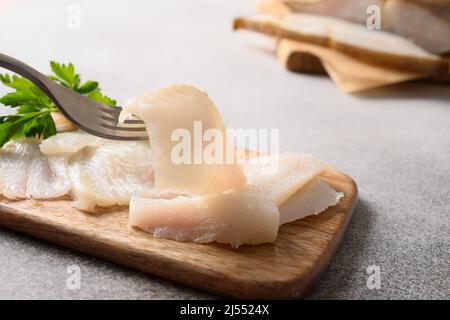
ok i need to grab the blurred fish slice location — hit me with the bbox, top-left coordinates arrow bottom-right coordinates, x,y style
282,0 -> 380,23
259,0 -> 450,54
382,0 -> 450,55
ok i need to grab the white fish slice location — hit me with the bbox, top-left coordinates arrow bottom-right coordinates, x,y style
39,131 -> 106,155
41,131 -> 154,211
243,153 -> 330,205
129,175 -> 341,247
66,141 -> 154,211
279,177 -> 343,225
121,84 -> 247,196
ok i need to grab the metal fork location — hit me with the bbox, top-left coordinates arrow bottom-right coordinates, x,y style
0,53 -> 147,140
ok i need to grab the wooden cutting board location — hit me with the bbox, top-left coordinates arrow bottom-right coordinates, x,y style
0,170 -> 357,299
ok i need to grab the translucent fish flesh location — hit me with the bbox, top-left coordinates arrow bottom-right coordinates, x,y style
279,177 -> 343,225
41,132 -> 154,211
129,190 -> 279,247
40,131 -> 105,154
121,84 -> 247,196
243,153 -> 330,205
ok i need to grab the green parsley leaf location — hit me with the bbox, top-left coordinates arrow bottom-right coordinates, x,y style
0,90 -> 39,107
0,122 -> 12,147
17,104 -> 40,114
42,113 -> 57,138
50,61 -> 79,89
0,74 -> 34,89
0,60 -> 117,147
76,80 -> 99,94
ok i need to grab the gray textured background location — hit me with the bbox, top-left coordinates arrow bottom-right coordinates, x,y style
0,0 -> 449,300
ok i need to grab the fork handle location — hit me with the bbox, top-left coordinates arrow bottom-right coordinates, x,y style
0,52 -> 57,99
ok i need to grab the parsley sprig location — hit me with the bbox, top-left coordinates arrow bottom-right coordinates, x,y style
0,61 -> 116,147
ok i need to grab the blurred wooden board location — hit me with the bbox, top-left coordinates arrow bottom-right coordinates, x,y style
277,39 -> 424,93
277,39 -> 450,93
0,170 -> 357,299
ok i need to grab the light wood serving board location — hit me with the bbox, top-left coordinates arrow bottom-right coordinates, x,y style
0,170 -> 357,299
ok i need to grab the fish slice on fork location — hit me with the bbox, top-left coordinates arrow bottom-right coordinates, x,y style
0,53 -> 147,140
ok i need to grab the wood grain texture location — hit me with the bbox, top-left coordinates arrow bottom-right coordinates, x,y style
0,170 -> 357,299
